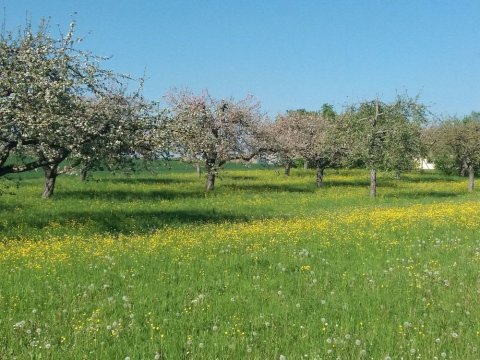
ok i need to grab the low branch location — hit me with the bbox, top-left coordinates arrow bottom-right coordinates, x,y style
0,158 -> 54,177
229,147 -> 277,163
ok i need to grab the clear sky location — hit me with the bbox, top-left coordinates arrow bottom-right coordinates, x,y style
2,0 -> 479,118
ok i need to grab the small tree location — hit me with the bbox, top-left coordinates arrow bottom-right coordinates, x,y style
343,96 -> 427,197
264,112 -> 299,176
270,109 -> 342,186
166,89 -> 266,191
429,114 -> 480,192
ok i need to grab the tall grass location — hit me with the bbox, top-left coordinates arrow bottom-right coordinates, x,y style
1,166 -> 479,359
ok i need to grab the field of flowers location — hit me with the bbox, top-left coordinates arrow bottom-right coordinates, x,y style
1,166 -> 479,359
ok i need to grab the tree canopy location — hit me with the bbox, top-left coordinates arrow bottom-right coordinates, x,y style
0,20 -> 149,197
165,89 -> 266,191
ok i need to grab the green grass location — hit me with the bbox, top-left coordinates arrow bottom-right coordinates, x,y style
1,165 -> 479,359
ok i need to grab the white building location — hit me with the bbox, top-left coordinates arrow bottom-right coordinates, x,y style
418,158 -> 435,170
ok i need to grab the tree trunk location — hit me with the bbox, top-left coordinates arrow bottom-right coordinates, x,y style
316,166 -> 324,187
196,163 -> 202,177
395,170 -> 401,180
461,162 -> 468,177
468,165 -> 475,192
284,162 -> 291,176
370,168 -> 377,198
42,164 -> 58,198
206,170 -> 215,191
80,168 -> 88,181
304,160 -> 309,170
205,158 -> 216,191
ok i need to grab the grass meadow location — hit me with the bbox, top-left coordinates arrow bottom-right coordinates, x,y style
1,163 -> 479,359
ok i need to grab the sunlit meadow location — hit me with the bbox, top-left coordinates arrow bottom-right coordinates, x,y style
1,163 -> 479,359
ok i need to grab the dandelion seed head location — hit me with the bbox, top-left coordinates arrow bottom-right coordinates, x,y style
13,320 -> 26,330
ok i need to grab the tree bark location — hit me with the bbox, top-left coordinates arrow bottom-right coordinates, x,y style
196,163 -> 202,177
370,168 -> 377,198
304,160 -> 309,170
42,164 -> 58,198
316,166 -> 324,187
468,164 -> 475,192
80,168 -> 88,181
205,158 -> 216,191
284,162 -> 291,176
206,170 -> 215,191
461,162 -> 468,177
0,158 -> 57,177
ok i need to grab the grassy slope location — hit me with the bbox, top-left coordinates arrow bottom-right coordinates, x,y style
0,165 -> 479,359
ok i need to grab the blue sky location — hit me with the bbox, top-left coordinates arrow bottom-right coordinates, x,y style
2,0 -> 479,118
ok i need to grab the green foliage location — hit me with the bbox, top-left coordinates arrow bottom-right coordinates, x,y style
341,96 -> 427,172
428,114 -> 480,177
321,103 -> 336,120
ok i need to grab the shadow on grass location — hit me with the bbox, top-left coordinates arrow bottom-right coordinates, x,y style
0,202 -> 14,212
56,189 -> 205,201
223,174 -> 258,181
224,183 -> 315,193
12,209 -> 252,235
325,180 -> 371,187
325,179 -> 399,188
102,177 -> 191,185
383,190 -> 462,199
400,174 -> 461,183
